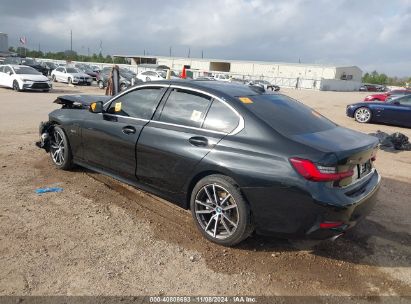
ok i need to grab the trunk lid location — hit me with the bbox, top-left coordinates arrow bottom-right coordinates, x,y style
291,127 -> 379,187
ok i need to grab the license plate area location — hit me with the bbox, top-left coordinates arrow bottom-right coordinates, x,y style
353,160 -> 372,182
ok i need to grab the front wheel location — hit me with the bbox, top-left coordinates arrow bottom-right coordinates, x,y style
49,126 -> 73,170
354,107 -> 372,123
68,77 -> 72,85
13,80 -> 21,92
190,174 -> 253,246
120,83 -> 127,91
98,80 -> 104,89
52,75 -> 57,82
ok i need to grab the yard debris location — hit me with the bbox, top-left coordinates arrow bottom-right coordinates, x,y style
369,131 -> 411,151
35,187 -> 63,194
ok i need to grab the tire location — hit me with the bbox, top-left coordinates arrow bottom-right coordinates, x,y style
86,82 -> 91,86
68,77 -> 72,85
13,80 -> 21,92
190,174 -> 253,246
52,75 -> 57,82
146,77 -> 151,82
98,80 -> 104,89
49,126 -> 74,170
354,107 -> 372,123
120,83 -> 127,91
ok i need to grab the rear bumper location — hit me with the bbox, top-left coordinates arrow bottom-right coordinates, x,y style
242,170 -> 381,240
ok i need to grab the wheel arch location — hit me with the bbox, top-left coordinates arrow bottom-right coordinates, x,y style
184,169 -> 240,209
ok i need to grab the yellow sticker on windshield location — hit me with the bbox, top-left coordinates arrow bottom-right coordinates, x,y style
115,102 -> 122,112
90,103 -> 96,111
239,97 -> 253,104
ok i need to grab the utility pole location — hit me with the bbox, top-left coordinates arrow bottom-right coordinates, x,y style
87,47 -> 90,57
169,46 -> 172,57
143,49 -> 146,56
70,29 -> 72,52
188,47 -> 190,58
38,43 -> 40,52
201,50 -> 203,59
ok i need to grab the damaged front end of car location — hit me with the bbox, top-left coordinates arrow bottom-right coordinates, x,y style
35,121 -> 55,152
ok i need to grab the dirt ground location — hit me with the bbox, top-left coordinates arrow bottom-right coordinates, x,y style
0,83 -> 410,298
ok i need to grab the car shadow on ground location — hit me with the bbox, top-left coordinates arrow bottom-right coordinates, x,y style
69,165 -> 411,268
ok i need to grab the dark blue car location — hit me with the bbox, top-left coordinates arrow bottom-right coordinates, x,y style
347,95 -> 411,128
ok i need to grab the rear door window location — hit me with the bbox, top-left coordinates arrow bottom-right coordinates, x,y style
243,94 -> 336,135
159,89 -> 212,128
203,100 -> 239,133
107,87 -> 165,119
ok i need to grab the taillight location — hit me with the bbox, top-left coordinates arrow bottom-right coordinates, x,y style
289,158 -> 354,182
319,221 -> 344,229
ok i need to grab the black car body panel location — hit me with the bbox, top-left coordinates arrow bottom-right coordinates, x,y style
38,80 -> 381,240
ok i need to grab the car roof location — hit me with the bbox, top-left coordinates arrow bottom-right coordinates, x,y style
144,80 -> 266,98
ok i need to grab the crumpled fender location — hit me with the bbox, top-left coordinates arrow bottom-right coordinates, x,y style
54,95 -> 111,109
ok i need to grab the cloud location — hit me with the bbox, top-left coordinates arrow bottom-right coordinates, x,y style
0,0 -> 410,76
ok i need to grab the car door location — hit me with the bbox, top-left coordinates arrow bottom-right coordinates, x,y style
396,97 -> 411,127
3,66 -> 14,88
0,66 -> 5,86
81,86 -> 167,180
379,96 -> 411,126
136,87 -> 230,196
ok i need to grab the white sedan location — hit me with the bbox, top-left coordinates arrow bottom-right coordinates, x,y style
51,67 -> 92,85
0,64 -> 52,92
137,70 -> 166,82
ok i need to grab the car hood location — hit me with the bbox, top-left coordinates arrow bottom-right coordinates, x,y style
17,74 -> 49,81
69,73 -> 91,78
290,126 -> 378,163
54,95 -> 111,108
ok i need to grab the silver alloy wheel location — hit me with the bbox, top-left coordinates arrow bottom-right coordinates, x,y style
194,184 -> 239,240
50,130 -> 65,166
13,80 -> 19,91
355,108 -> 371,123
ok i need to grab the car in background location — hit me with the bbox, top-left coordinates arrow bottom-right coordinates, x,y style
213,74 -> 231,82
3,57 -> 48,76
89,65 -> 101,73
0,64 -> 52,92
51,67 -> 92,85
248,79 -> 280,91
137,70 -> 166,82
37,80 -> 380,246
75,64 -> 98,81
96,67 -> 139,90
347,95 -> 411,128
364,89 -> 411,102
40,61 -> 57,76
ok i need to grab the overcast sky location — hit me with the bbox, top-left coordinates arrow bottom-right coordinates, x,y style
1,0 -> 410,76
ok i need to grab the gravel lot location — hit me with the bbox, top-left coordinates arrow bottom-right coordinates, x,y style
0,83 -> 410,298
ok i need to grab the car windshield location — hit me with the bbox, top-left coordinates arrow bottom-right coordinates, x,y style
14,66 -> 41,75
158,71 -> 166,78
66,68 -> 79,73
243,94 -> 337,135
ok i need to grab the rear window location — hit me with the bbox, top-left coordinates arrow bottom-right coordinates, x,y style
243,94 -> 336,135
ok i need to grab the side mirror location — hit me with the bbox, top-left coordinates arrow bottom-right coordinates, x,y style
89,101 -> 103,113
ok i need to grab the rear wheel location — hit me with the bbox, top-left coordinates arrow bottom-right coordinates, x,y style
13,80 -> 21,92
68,77 -> 72,85
354,107 -> 372,123
120,83 -> 127,91
98,80 -> 104,89
190,174 -> 253,246
146,77 -> 151,82
49,126 -> 73,170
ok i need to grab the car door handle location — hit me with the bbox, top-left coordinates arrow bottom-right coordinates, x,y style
122,126 -> 136,135
189,136 -> 208,147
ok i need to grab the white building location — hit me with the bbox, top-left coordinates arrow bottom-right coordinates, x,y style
114,54 -> 363,91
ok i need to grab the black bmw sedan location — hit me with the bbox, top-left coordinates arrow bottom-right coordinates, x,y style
37,80 -> 381,246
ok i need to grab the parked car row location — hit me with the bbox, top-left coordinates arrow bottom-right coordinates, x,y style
363,89 -> 411,102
